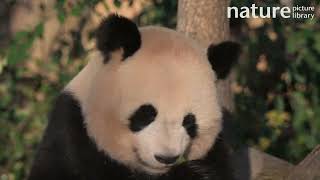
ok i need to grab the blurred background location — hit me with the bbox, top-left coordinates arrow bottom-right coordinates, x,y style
0,0 -> 319,179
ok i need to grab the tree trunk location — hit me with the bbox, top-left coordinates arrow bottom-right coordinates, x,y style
177,0 -> 230,45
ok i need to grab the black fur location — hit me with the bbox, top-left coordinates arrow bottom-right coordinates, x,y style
96,14 -> 141,63
182,113 -> 198,138
28,92 -> 234,180
207,41 -> 241,79
129,104 -> 157,132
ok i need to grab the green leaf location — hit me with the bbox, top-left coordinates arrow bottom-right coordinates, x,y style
0,57 -> 7,74
58,12 -> 66,23
287,32 -> 306,53
34,23 -> 44,37
313,33 -> 320,53
113,0 -> 121,8
71,3 -> 85,16
7,40 -> 31,66
56,0 -> 66,23
275,96 -> 285,111
7,23 -> 43,66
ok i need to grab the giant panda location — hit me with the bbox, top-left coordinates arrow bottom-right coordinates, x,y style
28,14 -> 240,180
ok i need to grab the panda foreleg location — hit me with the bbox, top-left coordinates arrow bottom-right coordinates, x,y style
28,93 -> 80,180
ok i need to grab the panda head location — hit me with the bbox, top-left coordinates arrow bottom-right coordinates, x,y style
75,14 -> 240,174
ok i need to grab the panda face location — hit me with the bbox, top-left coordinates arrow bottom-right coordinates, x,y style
97,27 -> 222,174
76,26 -> 224,174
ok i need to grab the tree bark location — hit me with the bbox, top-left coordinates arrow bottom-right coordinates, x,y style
177,0 -> 230,45
232,147 -> 293,180
287,146 -> 320,180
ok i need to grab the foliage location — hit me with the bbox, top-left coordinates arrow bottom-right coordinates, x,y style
0,1 -> 178,179
233,0 -> 320,163
0,1 -> 94,179
0,0 -> 319,180
138,0 -> 177,28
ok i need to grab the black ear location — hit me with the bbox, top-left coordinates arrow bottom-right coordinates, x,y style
96,14 -> 141,63
207,41 -> 241,79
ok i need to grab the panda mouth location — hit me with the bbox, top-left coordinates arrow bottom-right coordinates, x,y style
133,148 -> 170,173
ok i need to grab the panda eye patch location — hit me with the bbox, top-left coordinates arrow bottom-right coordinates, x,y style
182,113 -> 198,138
129,104 -> 157,132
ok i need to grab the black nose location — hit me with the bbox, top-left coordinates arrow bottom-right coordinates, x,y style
154,155 -> 179,164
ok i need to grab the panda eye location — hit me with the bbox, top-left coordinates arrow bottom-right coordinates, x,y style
129,104 -> 157,132
182,113 -> 198,138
